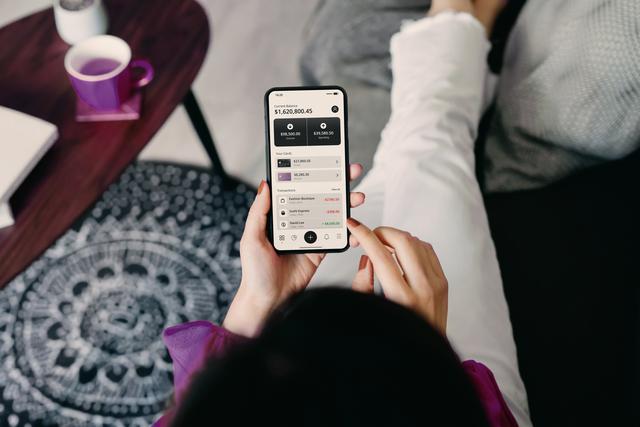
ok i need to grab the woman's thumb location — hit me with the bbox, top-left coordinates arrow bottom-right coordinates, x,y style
352,255 -> 374,293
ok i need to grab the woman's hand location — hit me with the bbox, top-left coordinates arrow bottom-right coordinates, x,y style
347,218 -> 448,335
223,164 -> 365,337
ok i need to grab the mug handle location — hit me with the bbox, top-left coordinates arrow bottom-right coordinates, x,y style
130,59 -> 154,88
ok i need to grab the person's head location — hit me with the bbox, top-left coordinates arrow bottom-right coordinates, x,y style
171,287 -> 490,426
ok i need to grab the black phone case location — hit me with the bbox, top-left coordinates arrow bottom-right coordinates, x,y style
264,85 -> 351,254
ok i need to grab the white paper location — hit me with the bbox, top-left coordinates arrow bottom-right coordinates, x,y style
0,203 -> 14,229
0,106 -> 58,205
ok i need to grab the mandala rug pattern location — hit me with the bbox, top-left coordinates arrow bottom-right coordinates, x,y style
0,162 -> 254,426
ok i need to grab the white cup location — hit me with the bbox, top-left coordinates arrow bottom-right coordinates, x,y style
53,0 -> 109,45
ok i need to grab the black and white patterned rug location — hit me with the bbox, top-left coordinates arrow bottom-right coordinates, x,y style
0,162 -> 254,426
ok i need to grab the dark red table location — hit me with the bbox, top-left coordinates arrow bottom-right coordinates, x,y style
0,0 -> 222,288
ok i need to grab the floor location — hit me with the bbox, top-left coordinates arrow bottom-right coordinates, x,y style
0,0 -> 320,186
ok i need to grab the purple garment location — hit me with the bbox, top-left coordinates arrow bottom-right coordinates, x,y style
153,321 -> 518,427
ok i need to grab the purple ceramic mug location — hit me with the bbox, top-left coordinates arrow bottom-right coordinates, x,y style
64,35 -> 154,110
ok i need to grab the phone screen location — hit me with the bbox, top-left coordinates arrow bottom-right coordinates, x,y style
265,87 -> 349,253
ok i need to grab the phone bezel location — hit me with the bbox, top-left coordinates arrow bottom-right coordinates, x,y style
264,85 -> 351,254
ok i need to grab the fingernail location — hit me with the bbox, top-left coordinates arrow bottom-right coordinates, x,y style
347,217 -> 360,227
358,255 -> 368,270
257,180 -> 266,195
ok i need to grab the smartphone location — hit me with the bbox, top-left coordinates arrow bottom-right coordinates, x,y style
265,86 -> 350,253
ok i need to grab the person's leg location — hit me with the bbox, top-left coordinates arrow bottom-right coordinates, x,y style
313,13 -> 531,426
311,172 -> 384,286
300,0 -> 430,179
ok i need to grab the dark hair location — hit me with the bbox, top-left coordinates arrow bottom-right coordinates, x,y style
171,288 -> 490,426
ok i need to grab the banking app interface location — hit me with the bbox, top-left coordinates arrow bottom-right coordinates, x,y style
268,89 -> 347,251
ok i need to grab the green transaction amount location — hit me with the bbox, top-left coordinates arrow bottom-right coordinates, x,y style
322,221 -> 341,227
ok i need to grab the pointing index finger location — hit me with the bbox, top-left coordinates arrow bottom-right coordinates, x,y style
346,218 -> 408,299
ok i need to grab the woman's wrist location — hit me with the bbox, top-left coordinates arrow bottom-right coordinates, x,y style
222,283 -> 278,337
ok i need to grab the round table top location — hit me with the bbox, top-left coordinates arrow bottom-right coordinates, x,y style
0,0 -> 210,288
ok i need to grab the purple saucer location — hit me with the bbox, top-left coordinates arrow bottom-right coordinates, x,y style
75,92 -> 142,122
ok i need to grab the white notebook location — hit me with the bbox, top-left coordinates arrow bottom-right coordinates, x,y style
0,203 -> 13,229
0,107 -> 58,229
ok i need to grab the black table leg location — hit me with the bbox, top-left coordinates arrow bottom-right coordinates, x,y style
183,89 -> 227,177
